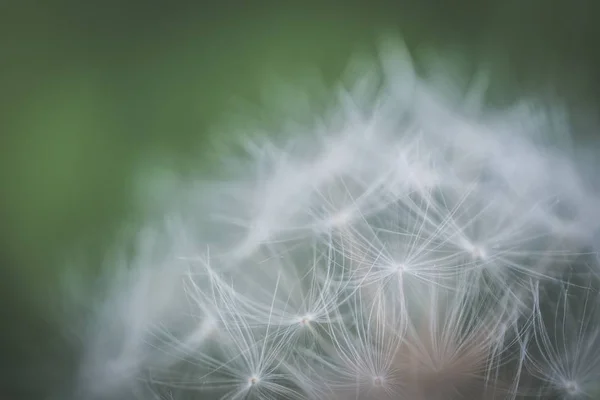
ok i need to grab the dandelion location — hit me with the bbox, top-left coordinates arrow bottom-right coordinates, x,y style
313,290 -> 408,399
525,278 -> 600,399
69,35 -> 600,400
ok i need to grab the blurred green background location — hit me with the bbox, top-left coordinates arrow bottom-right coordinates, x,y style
0,1 -> 598,398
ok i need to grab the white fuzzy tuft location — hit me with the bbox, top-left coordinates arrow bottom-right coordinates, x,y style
69,36 -> 600,399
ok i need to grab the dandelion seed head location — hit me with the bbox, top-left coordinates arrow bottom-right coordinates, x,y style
563,380 -> 580,396
470,245 -> 487,261
298,314 -> 313,326
394,262 -> 406,273
68,33 -> 600,400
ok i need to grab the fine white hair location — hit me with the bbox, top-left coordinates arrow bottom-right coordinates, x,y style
67,36 -> 600,400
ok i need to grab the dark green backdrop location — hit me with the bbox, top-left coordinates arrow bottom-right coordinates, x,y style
1,1 -> 599,398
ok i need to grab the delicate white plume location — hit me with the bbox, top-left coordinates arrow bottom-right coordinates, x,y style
69,37 -> 600,400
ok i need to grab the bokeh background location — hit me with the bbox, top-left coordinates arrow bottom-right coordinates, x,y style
1,1 -> 599,398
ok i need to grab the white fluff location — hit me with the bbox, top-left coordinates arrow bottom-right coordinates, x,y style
68,37 -> 600,400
